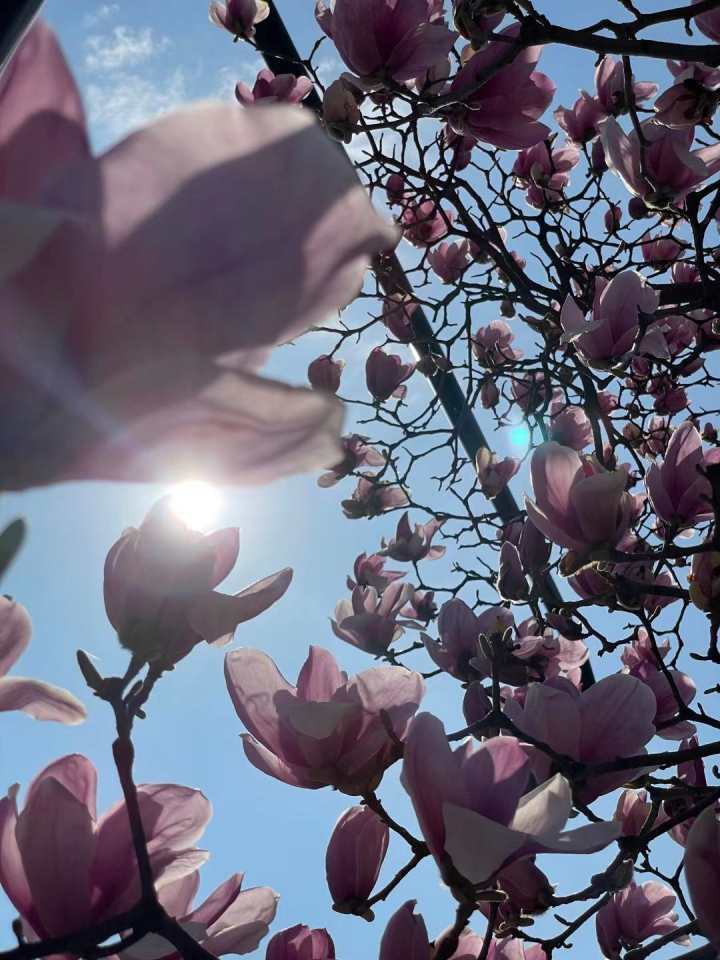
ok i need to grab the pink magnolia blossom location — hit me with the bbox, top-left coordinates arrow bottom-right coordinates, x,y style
318,435 -> 385,488
475,448 -> 520,498
685,800 -> 720,948
693,0 -> 720,42
315,0 -> 457,87
0,22 -> 397,490
594,56 -> 658,116
128,871 -> 279,959
554,92 -> 605,144
512,372 -> 549,413
504,674 -> 657,803
507,618 -> 588,686
104,498 -> 291,666
400,200 -> 453,246
332,580 -> 413,654
689,543 -> 720,612
209,0 -> 269,38
448,26 -> 556,149
0,754 -> 275,950
472,320 -> 523,367
452,2 -> 504,47
308,355 -> 345,394
560,271 -> 660,368
341,476 -> 409,519
600,117 -> 720,208
401,588 -> 437,622
497,542 -> 530,602
614,789 -> 653,836
669,736 -> 708,846
423,598 -> 514,681
549,398 -> 593,450
525,442 -> 639,570
0,597 -> 85,723
401,713 -> 619,886
380,512 -> 445,562
382,294 -> 417,341
489,858 -> 554,922
235,68 -> 313,105
596,882 -> 681,959
512,141 -> 579,208
604,204 -> 622,233
366,347 -> 415,401
642,235 -> 682,266
346,552 -> 404,592
266,925 -> 335,960
325,805 -> 388,912
621,628 -> 696,741
427,240 -> 471,282
379,901 -> 431,960
655,62 -> 720,128
322,79 -> 362,143
646,422 -> 720,530
224,645 -> 425,793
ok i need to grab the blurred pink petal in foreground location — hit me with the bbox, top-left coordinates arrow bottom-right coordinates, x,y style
0,21 -> 397,490
0,597 -> 85,723
0,754 -> 275,952
104,498 -> 292,666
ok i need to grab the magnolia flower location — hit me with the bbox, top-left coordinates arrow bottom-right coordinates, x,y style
559,271 -> 660,369
449,25 -> 555,149
693,0 -> 720,42
594,56 -> 657,115
554,92 -> 605,144
366,347 -> 415,401
380,512 -> 445,563
423,598 -> 514,681
614,789 -> 653,836
316,0 -> 456,88
0,597 -> 85,723
646,421 -> 720,530
600,117 -> 720,208
331,580 -> 413,654
621,628 -> 696,741
224,645 -> 425,793
0,21 -> 396,491
505,674 -> 657,802
427,240 -> 471,282
400,200 -> 453,246
235,68 -> 313,106
266,925 -> 335,960
475,448 -> 520,498
209,0 -> 269,39
401,713 -> 619,886
325,806 -> 388,913
0,754 -> 276,951
525,442 -> 639,570
104,498 -> 291,666
685,801 -> 720,948
512,141 -> 579,208
669,736 -> 708,846
596,882 -> 681,959
308,355 -> 345,394
689,542 -> 720,613
347,552 -> 404,592
549,398 -> 593,450
472,320 -> 523,367
341,477 -> 409,519
379,902 -> 431,960
318,435 -> 385,488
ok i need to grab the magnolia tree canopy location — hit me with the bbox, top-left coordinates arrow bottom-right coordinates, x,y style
1,1 -> 720,960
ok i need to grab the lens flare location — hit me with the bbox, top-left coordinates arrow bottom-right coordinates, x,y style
508,424 -> 531,450
168,481 -> 223,531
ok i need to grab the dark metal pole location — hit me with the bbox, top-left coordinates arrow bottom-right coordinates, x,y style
0,0 -> 42,72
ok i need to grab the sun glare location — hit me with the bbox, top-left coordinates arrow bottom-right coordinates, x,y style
508,424 -> 531,451
168,481 -> 223,531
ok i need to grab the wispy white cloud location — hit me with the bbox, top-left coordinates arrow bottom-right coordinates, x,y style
85,68 -> 187,141
84,25 -> 170,72
82,3 -> 120,29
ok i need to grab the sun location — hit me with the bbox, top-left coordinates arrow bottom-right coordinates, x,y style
168,481 -> 223,531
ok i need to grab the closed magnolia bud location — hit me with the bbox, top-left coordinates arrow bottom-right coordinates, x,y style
500,298 -> 515,318
323,79 -> 361,143
604,204 -> 622,234
685,801 -> 720,949
379,901 -> 431,960
614,789 -> 653,836
481,378 -> 500,409
308,354 -> 344,393
497,541 -> 530,602
703,422 -> 718,443
689,544 -> 720,613
518,518 -> 551,573
498,857 -> 554,914
266,925 -> 335,960
386,174 -> 407,204
591,137 -> 607,173
325,806 -> 389,914
209,0 -> 269,39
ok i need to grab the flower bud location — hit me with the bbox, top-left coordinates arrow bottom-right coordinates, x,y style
326,806 -> 389,917
308,354 -> 344,393
323,79 -> 361,143
266,925 -> 335,960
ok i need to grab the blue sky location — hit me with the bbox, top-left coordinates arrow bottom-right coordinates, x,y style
1,2 -> 717,958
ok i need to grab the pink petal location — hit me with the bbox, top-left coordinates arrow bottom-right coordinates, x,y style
201,884 -> 279,956
0,598 -> 31,676
0,677 -> 86,724
579,674 -> 656,761
241,735 -> 317,788
188,568 -> 293,645
297,646 -> 345,701
224,649 -> 296,755
26,754 -> 97,818
205,528 -> 240,587
16,777 -> 95,936
0,788 -> 32,919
